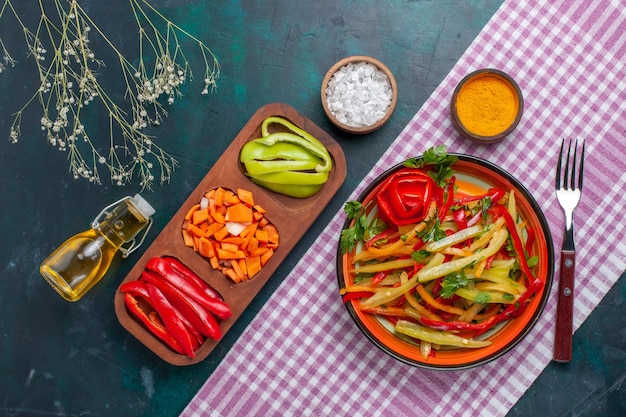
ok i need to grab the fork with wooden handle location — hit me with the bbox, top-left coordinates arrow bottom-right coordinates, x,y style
553,139 -> 585,362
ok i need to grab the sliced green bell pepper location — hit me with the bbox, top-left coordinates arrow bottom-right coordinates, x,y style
239,116 -> 334,198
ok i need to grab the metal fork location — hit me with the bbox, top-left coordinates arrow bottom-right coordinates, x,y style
553,139 -> 585,362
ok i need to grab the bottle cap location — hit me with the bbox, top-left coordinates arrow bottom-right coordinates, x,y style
131,194 -> 156,218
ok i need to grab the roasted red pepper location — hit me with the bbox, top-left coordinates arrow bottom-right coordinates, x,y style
376,168 -> 435,226
140,270 -> 222,341
145,257 -> 232,320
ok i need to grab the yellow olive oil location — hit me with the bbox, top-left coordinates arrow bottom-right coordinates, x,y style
40,195 -> 155,302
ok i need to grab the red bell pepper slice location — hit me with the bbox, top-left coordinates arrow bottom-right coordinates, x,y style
145,257 -> 232,320
371,271 -> 388,286
144,281 -> 196,358
437,176 -> 456,221
490,205 -> 539,285
121,282 -> 185,355
366,228 -> 397,248
150,256 -> 223,301
341,291 -> 373,303
140,270 -> 222,341
453,207 -> 468,230
455,187 -> 505,205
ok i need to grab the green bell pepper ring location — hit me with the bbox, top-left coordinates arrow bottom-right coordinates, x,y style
243,159 -> 321,176
250,179 -> 323,198
249,170 -> 329,186
239,141 -> 323,163
261,116 -> 327,151
254,132 -> 332,173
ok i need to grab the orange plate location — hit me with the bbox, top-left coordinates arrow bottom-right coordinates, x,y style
115,103 -> 347,365
337,154 -> 554,370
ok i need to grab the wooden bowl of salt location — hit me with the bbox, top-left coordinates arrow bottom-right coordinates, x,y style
451,69 -> 523,144
321,56 -> 397,134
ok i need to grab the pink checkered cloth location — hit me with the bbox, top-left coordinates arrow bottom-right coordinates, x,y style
182,1 -> 626,416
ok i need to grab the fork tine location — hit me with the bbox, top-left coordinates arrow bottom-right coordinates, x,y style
556,139 -> 564,189
564,139 -> 572,190
578,140 -> 585,190
570,140 -> 577,190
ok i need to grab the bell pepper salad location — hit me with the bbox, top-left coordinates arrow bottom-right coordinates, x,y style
339,146 -> 543,359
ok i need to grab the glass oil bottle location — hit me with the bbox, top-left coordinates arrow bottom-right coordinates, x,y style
40,194 -> 155,302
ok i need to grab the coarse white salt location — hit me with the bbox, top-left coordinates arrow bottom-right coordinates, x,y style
325,62 -> 393,128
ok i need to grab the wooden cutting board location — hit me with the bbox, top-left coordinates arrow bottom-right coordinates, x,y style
114,103 -> 347,365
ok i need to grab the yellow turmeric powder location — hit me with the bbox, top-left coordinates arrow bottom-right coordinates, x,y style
455,73 -> 519,137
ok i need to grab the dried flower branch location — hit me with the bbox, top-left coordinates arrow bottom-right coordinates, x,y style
0,0 -> 220,189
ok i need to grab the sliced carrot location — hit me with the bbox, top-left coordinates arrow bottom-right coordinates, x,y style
231,260 -> 245,282
246,236 -> 259,253
185,204 -> 201,221
264,224 -> 279,245
221,236 -> 246,246
210,210 -> 226,224
224,191 -> 241,205
237,188 -> 255,206
186,223 -> 205,238
220,242 -> 239,252
213,187 -> 226,207
225,203 -> 253,223
183,187 -> 279,283
192,208 -> 210,225
217,249 -> 245,260
240,222 -> 258,239
224,268 -> 240,283
198,237 -> 215,258
251,247 -> 269,257
182,229 -> 194,247
204,221 -> 224,238
260,248 -> 274,266
237,259 -> 248,278
245,256 -> 262,278
213,226 -> 229,241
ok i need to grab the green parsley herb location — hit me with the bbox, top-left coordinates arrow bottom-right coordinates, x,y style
404,145 -> 459,186
411,249 -> 430,263
340,201 -> 385,254
418,217 -> 446,243
526,255 -> 539,268
440,270 -> 469,298
502,293 -> 515,302
474,292 -> 492,304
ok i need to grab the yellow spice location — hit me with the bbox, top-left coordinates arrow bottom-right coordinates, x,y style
455,74 -> 519,137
